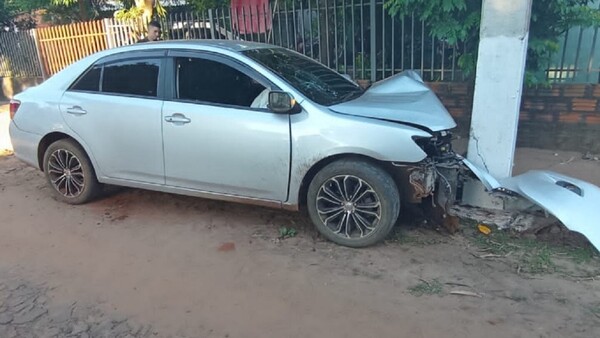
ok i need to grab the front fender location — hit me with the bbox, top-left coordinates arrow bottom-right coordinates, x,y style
286,111 -> 432,205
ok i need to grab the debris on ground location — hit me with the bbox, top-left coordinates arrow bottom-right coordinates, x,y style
449,290 -> 483,298
477,224 -> 492,235
582,152 -> 600,161
451,205 -> 539,232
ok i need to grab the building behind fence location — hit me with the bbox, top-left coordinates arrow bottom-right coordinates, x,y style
1,0 -> 600,84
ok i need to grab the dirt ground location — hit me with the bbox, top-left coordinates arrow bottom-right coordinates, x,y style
1,107 -> 600,338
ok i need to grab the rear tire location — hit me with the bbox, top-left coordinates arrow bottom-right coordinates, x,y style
307,159 -> 400,248
43,139 -> 101,204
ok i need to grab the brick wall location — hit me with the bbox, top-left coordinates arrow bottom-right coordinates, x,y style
427,82 -> 600,153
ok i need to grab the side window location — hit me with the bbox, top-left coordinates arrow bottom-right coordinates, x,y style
176,57 -> 268,108
70,66 -> 101,92
102,59 -> 160,97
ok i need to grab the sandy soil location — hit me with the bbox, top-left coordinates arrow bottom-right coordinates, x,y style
2,154 -> 600,338
1,107 -> 600,338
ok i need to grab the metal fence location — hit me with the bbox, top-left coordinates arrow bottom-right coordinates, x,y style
160,1 -> 600,83
0,30 -> 43,78
160,0 -> 466,82
104,18 -> 140,48
546,2 -> 600,83
1,0 -> 600,83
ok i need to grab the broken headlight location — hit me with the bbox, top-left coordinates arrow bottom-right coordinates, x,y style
413,130 -> 455,160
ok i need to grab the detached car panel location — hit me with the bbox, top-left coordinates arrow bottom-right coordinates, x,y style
500,171 -> 600,251
462,156 -> 600,251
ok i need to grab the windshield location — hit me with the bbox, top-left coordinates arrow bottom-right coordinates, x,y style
242,48 -> 364,106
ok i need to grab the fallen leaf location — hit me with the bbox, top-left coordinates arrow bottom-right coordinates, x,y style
477,224 -> 491,235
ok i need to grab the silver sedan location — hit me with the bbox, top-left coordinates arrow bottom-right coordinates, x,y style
9,40 -> 463,247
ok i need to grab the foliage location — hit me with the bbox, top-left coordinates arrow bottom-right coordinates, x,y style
115,0 -> 167,21
384,0 -> 600,85
408,279 -> 443,297
278,226 -> 298,239
1,0 -> 47,29
188,0 -> 230,11
0,0 -> 113,27
1,1 -> 168,28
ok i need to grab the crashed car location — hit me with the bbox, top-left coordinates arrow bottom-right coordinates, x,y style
8,40 -> 600,249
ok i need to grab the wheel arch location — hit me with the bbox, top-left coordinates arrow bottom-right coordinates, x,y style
295,153 -> 399,208
37,132 -> 97,177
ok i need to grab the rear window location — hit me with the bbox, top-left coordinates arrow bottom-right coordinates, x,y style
70,66 -> 101,92
69,58 -> 160,97
102,59 -> 160,97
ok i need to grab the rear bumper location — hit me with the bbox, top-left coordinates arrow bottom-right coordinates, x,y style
9,121 -> 41,169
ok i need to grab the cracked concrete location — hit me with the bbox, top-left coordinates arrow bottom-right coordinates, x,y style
0,273 -> 156,338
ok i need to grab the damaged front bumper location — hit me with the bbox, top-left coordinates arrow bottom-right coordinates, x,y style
463,156 -> 600,251
397,132 -> 600,251
394,130 -> 463,208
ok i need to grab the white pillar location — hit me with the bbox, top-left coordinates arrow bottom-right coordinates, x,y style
463,0 -> 533,209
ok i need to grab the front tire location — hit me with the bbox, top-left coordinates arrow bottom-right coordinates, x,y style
43,139 -> 101,204
307,159 -> 400,248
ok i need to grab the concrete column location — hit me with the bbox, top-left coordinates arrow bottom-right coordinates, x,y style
463,0 -> 533,209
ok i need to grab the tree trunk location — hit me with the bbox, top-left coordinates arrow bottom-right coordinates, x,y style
79,0 -> 88,20
135,0 -> 155,23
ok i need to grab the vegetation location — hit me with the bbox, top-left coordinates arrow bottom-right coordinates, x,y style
0,0 -> 167,28
408,279 -> 443,296
385,0 -> 600,85
278,226 -> 298,239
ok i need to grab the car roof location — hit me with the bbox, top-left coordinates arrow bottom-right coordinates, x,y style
109,39 -> 280,54
34,40 -> 288,93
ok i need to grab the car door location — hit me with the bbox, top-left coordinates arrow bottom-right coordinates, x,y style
161,52 -> 291,201
59,53 -> 167,184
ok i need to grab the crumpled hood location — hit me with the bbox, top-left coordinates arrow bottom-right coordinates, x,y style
330,70 -> 457,132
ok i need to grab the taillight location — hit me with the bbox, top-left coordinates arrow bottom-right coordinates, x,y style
9,100 -> 21,120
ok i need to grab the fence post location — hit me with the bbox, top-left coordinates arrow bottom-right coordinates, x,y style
370,0 -> 376,82
208,10 -> 216,39
31,29 -> 47,80
103,18 -> 115,49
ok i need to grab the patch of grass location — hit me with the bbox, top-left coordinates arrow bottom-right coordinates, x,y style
467,227 -> 569,274
408,279 -> 443,297
509,295 -> 528,302
389,228 -> 446,247
524,245 -> 556,274
564,246 -> 598,264
470,229 -> 518,255
390,229 -> 419,245
278,226 -> 298,239
588,305 -> 600,318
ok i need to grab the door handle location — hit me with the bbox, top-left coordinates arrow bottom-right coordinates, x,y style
165,114 -> 191,124
66,106 -> 87,115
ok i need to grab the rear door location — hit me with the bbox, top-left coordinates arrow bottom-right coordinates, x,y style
60,52 -> 167,184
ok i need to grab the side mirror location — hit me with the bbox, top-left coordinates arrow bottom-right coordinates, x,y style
268,91 -> 301,114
